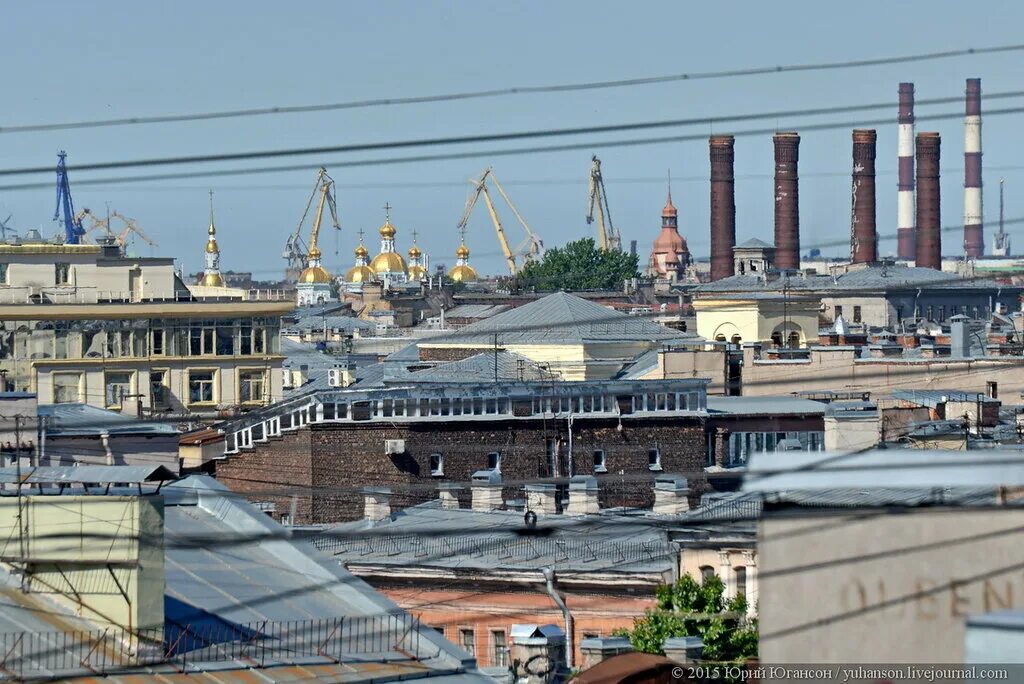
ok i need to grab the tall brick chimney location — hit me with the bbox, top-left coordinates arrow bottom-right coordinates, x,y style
773,132 -> 800,271
709,135 -> 736,281
851,129 -> 878,263
915,132 -> 942,269
964,78 -> 984,258
897,83 -> 916,259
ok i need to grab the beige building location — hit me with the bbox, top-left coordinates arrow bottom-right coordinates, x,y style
693,293 -> 820,347
0,235 -> 292,415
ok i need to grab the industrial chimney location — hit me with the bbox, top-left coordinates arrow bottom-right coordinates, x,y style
915,132 -> 942,269
773,132 -> 800,271
897,83 -> 916,260
709,135 -> 736,281
851,129 -> 877,263
964,78 -> 984,258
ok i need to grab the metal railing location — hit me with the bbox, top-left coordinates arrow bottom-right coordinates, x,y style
0,614 -> 430,681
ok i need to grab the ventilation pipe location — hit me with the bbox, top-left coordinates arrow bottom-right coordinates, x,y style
542,568 -> 573,671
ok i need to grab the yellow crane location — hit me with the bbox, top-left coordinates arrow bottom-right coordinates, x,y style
287,168 -> 340,281
457,167 -> 543,276
109,211 -> 158,248
74,208 -> 112,241
587,156 -> 621,251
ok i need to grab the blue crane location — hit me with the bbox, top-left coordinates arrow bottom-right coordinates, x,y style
54,151 -> 85,244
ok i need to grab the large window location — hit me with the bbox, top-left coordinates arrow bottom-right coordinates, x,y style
727,431 -> 825,467
55,263 -> 70,285
459,629 -> 475,656
104,372 -> 133,408
189,370 -> 216,404
53,373 -> 83,404
151,329 -> 165,356
700,565 -> 716,583
491,630 -> 508,667
150,370 -> 169,408
853,305 -> 862,323
735,566 -> 747,598
239,370 -> 266,404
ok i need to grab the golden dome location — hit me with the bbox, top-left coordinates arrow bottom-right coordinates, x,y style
408,245 -> 422,258
408,264 -> 428,280
298,265 -> 333,283
345,264 -> 377,283
199,272 -> 225,287
355,244 -> 369,258
309,245 -> 322,260
448,264 -> 478,283
370,251 -> 407,274
456,243 -> 470,258
205,239 -> 218,254
379,221 -> 396,238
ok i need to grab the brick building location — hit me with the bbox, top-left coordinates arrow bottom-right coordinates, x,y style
212,378 -> 710,524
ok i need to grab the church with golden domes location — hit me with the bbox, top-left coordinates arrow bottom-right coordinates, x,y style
368,204 -> 408,287
406,230 -> 428,282
448,228 -> 478,283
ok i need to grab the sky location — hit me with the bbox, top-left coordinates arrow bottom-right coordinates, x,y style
1,1 -> 1023,280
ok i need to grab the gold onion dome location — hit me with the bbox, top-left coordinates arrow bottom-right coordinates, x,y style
379,220 -> 396,238
370,251 -> 407,274
456,244 -> 470,258
205,223 -> 219,253
408,245 -> 422,258
355,244 -> 369,258
408,264 -> 427,280
298,264 -> 332,283
345,264 -> 377,282
449,264 -> 478,282
199,271 -> 225,287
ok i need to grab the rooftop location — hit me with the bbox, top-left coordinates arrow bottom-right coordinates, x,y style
706,396 -> 827,416
38,403 -> 179,437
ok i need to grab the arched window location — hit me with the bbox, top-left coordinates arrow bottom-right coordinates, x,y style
787,331 -> 800,348
700,565 -> 715,583
730,335 -> 742,345
770,332 -> 782,347
715,334 -> 726,342
735,566 -> 747,598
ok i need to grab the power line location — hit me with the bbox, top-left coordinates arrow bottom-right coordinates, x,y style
4,105 -> 1024,191
3,43 -> 1022,135
4,92 -> 1024,179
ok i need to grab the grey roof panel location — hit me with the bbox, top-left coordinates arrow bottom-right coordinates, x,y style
706,396 -> 826,416
404,351 -> 560,383
38,403 -> 178,436
0,465 -> 176,484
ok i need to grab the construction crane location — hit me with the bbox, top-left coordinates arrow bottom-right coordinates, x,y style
285,167 -> 341,281
457,167 -> 543,276
109,211 -> 158,249
993,178 -> 1011,257
75,208 -> 112,241
0,214 -> 16,241
586,156 -> 621,251
53,152 -> 85,244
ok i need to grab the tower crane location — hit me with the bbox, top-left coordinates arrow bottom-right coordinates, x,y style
0,214 -> 16,241
285,167 -> 341,281
457,167 -> 543,276
53,152 -> 85,244
75,208 -> 112,241
587,156 -> 621,251
109,211 -> 158,249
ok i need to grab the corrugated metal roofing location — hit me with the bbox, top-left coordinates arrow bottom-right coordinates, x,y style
38,403 -> 179,437
404,351 -> 559,383
0,464 -> 176,484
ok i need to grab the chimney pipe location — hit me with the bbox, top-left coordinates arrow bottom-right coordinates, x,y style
773,132 -> 800,271
709,135 -> 736,281
964,78 -> 984,258
915,132 -> 942,269
897,83 -> 916,260
851,129 -> 878,264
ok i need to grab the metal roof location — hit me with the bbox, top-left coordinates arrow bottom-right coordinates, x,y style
743,449 -> 1024,495
404,351 -> 560,384
706,396 -> 826,416
893,389 -> 998,407
444,304 -> 512,319
736,238 -> 773,249
38,403 -> 179,437
0,464 -> 176,485
423,291 -> 686,345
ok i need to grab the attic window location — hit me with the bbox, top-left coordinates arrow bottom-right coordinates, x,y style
430,453 -> 444,477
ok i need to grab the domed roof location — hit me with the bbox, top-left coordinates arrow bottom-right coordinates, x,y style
652,229 -> 689,258
449,264 -> 478,282
298,264 -> 332,283
345,264 -> 377,283
198,271 -> 225,287
309,245 -> 322,259
408,264 -> 428,280
379,220 -> 396,238
662,190 -> 678,218
456,243 -> 470,258
355,243 -> 369,258
408,245 -> 422,258
370,251 -> 407,274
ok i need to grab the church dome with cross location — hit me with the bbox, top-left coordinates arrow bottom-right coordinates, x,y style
369,203 -> 407,283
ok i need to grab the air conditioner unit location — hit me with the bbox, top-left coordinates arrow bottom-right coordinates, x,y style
328,368 -> 342,387
385,439 -> 406,455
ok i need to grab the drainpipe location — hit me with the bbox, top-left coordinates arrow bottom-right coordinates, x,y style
567,414 -> 574,479
100,431 -> 114,466
542,567 -> 573,671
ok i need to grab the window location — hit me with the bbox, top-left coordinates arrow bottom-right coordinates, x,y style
151,329 -> 164,356
430,453 -> 444,476
55,263 -> 70,285
735,566 -> 747,599
491,631 -> 508,668
0,263 -> 7,284
853,305 -> 862,323
834,305 -> 843,319
926,305 -> 934,321
545,438 -> 558,477
460,629 -> 475,656
239,370 -> 266,404
53,373 -> 83,404
430,625 -> 446,636
895,306 -> 903,322
938,306 -> 946,322
648,448 -> 662,471
700,565 -> 716,583
150,370 -> 169,408
104,372 -> 133,408
593,449 -> 607,473
189,370 -> 215,404
487,451 -> 501,471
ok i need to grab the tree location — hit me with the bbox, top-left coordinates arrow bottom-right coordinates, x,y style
517,238 -> 639,291
614,573 -> 758,664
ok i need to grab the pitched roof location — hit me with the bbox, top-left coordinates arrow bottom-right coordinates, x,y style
404,351 -> 560,383
38,403 -> 179,437
423,291 -> 685,345
736,237 -> 773,249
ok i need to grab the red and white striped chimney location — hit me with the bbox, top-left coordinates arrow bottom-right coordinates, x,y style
964,78 -> 984,258
896,83 -> 916,260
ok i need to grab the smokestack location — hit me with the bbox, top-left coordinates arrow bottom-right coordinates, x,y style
851,129 -> 877,264
709,135 -> 736,281
915,132 -> 942,269
964,78 -> 984,258
897,83 -> 916,260
773,132 -> 800,271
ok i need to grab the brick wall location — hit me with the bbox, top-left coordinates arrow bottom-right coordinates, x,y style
418,346 -> 491,362
214,428 -> 314,523
217,416 -> 707,524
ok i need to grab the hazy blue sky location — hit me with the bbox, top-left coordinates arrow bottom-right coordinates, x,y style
2,1 -> 1022,278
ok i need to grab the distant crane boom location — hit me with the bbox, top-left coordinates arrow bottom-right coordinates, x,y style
54,152 -> 85,244
109,211 -> 158,248
286,168 -> 341,279
457,167 -> 543,276
586,156 -> 620,251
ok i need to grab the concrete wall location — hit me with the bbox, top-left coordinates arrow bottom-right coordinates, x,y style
0,495 -> 165,633
759,507 -> 1024,663
694,298 -> 819,347
824,414 -> 881,452
655,349 -> 727,394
